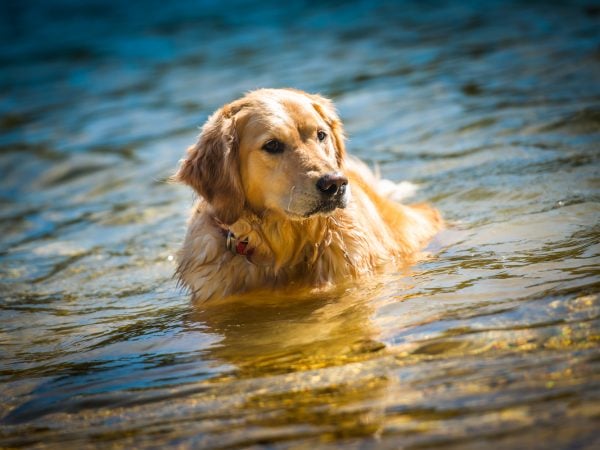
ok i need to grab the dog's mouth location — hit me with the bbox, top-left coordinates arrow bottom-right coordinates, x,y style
281,183 -> 350,219
304,196 -> 348,217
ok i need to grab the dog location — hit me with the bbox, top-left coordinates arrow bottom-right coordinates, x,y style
173,88 -> 442,300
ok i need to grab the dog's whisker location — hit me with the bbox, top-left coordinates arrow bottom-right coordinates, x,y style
287,185 -> 296,212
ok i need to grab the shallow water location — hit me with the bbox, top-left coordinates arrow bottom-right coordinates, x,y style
1,0 -> 599,448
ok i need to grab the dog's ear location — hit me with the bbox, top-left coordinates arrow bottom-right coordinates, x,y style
173,107 -> 244,224
309,93 -> 346,167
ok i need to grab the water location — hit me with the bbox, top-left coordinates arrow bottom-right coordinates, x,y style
1,0 -> 599,448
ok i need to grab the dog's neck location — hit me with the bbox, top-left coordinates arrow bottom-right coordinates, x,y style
214,209 -> 346,272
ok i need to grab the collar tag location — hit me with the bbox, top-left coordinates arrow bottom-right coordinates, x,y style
225,230 -> 236,254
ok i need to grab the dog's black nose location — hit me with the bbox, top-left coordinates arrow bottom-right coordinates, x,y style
316,172 -> 348,197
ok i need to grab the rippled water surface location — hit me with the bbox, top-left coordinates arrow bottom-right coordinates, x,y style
1,0 -> 599,448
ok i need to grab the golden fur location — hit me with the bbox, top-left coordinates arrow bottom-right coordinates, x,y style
174,89 -> 442,300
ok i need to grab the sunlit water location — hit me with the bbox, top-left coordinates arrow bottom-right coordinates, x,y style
1,0 -> 599,448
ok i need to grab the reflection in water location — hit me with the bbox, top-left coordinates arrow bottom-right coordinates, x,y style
190,287 -> 384,376
1,0 -> 599,448
187,287 -> 392,443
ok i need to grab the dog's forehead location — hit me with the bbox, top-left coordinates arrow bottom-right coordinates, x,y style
255,93 -> 321,131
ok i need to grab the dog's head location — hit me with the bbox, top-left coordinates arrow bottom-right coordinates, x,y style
174,89 -> 349,224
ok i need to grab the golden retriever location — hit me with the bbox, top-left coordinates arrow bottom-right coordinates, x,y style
173,88 -> 442,300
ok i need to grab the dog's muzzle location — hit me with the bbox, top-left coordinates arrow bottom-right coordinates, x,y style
306,174 -> 350,216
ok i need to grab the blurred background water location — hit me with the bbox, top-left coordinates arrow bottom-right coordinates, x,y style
0,0 -> 599,448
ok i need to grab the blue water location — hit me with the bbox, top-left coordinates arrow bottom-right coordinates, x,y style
1,0 -> 599,448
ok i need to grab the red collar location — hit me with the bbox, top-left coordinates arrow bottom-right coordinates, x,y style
214,219 -> 254,260
225,229 -> 254,258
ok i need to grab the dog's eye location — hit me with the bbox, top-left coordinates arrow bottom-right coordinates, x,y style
317,130 -> 327,141
262,139 -> 285,154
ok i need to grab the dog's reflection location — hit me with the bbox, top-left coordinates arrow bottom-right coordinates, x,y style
186,284 -> 388,377
185,284 -> 393,438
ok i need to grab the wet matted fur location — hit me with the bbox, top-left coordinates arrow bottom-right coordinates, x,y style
173,88 -> 442,300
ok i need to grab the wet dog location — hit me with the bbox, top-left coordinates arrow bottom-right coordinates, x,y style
173,89 -> 442,300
